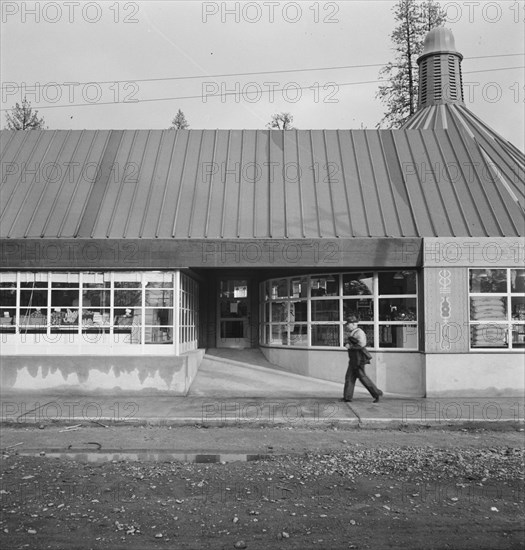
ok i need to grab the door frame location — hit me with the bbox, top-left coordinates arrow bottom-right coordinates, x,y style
216,278 -> 253,348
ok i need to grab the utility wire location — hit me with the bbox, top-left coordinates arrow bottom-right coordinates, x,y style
0,54 -> 522,89
5,65 -> 522,111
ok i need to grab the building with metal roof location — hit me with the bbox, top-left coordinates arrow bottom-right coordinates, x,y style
1,28 -> 524,397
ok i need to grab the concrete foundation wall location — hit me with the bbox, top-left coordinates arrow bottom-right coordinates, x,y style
425,353 -> 525,397
260,347 -> 425,397
0,350 -> 205,395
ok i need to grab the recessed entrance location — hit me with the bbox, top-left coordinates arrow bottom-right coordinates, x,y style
217,279 -> 252,348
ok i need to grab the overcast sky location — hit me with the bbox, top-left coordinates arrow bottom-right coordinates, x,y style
1,1 -> 523,150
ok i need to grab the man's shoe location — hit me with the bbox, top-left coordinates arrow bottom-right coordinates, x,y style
372,395 -> 380,403
339,398 -> 352,402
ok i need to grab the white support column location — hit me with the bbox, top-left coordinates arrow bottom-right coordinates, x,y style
174,270 -> 180,356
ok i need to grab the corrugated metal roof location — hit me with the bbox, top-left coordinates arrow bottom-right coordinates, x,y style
403,103 -> 525,223
1,127 -> 523,240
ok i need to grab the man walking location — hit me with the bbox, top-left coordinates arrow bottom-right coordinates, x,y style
342,315 -> 383,403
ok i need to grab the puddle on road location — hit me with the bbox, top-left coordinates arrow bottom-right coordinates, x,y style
16,450 -> 271,463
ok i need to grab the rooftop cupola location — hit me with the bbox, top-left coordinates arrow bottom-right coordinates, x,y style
417,27 -> 464,109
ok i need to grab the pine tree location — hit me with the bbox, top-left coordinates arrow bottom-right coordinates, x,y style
376,0 -> 446,128
170,109 -> 189,129
5,97 -> 46,130
266,112 -> 295,130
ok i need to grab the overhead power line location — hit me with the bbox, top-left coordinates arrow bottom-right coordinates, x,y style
3,66 -> 523,111
0,53 -> 522,90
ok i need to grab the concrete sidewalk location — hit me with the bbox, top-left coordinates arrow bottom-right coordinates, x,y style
1,350 -> 523,427
1,394 -> 523,427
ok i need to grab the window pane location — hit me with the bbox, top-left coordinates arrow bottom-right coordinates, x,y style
51,273 -> 79,285
271,302 -> 286,322
114,290 -> 142,307
145,308 -> 173,326
311,325 -> 340,346
344,299 -> 374,321
511,324 -> 525,348
511,297 -> 525,321
0,287 -> 16,306
289,324 -> 308,346
292,301 -> 307,322
83,310 -> 110,327
310,275 -> 338,297
145,289 -> 173,307
378,271 -> 416,294
511,270 -> 525,293
51,308 -> 78,326
469,269 -> 507,293
470,297 -> 507,321
51,290 -> 79,307
271,279 -> 288,299
144,272 -> 173,286
379,325 -> 417,348
82,272 -> 110,285
379,298 -> 417,321
311,300 -> 339,321
1,309 -> 15,321
471,324 -> 508,348
20,289 -> 48,307
21,309 -> 47,324
290,277 -> 308,298
83,290 -> 110,307
270,324 -> 285,344
114,310 -> 142,325
0,273 -> 16,283
343,273 -> 373,295
145,327 -> 173,344
20,273 -> 48,284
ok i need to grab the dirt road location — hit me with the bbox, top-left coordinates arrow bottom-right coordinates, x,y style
1,426 -> 523,549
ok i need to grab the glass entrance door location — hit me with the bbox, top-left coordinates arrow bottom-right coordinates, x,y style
217,279 -> 251,348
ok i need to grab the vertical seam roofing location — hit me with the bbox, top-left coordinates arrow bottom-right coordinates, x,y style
41,130 -> 84,238
450,116 -> 504,236
236,130 -> 244,238
349,131 -> 370,237
57,131 -> 98,238
337,131 -> 354,237
24,130 -> 70,237
103,131 -> 134,239
139,131 -> 165,238
1,130 -> 37,223
123,130 -> 150,239
171,131 -> 191,238
419,132 -> 454,236
390,132 -> 421,236
433,131 -> 472,237
7,132 -> 55,238
252,130 -> 258,238
76,130 -> 123,238
204,130 -> 218,238
377,131 -> 403,237
1,128 -> 522,239
323,131 -> 338,237
407,130 -> 438,236
364,131 -> 387,237
155,131 -> 178,238
188,130 -> 204,239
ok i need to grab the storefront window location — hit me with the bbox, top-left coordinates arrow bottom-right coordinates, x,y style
469,268 -> 525,349
260,271 -> 418,349
0,271 -> 198,352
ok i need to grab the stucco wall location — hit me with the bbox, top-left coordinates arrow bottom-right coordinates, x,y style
260,347 -> 425,397
425,353 -> 525,397
0,350 -> 205,395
